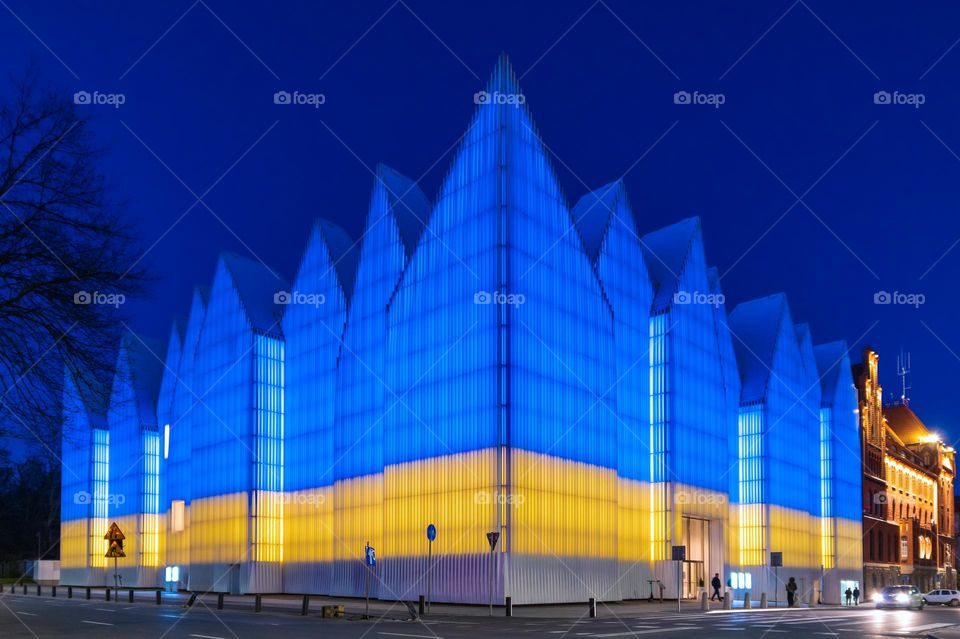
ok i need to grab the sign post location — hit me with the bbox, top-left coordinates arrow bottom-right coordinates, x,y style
426,524 -> 437,614
364,542 -> 376,618
672,546 -> 686,612
104,522 -> 126,595
486,531 -> 500,617
771,552 -> 783,607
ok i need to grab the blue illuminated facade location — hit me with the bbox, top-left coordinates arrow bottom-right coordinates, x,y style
59,56 -> 862,604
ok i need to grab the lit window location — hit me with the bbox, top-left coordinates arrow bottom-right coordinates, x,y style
163,424 -> 170,460
171,500 -> 185,532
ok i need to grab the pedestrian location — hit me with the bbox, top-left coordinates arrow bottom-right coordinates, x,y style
711,573 -> 722,601
844,587 -> 852,606
786,577 -> 798,607
853,587 -> 860,606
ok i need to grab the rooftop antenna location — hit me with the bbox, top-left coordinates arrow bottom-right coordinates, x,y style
896,351 -> 911,407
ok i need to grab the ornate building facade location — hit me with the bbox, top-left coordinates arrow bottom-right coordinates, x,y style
855,348 -> 956,594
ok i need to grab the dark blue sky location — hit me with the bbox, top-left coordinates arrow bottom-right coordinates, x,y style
3,1 -> 959,440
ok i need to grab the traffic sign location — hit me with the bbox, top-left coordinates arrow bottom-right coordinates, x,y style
671,545 -> 686,561
426,524 -> 437,542
486,531 -> 500,551
104,522 -> 125,541
770,552 -> 783,567
364,544 -> 376,567
105,540 -> 126,558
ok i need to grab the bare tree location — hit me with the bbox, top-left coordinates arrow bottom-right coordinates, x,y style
0,68 -> 144,451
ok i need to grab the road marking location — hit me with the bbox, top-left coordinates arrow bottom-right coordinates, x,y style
591,628 -> 700,637
13,612 -> 37,616
94,608 -> 113,612
189,635 -> 227,639
82,620 -> 114,626
378,634 -> 443,639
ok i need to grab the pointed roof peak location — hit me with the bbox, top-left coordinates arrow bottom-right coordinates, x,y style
641,216 -> 703,310
729,293 -> 793,404
572,180 -> 631,263
814,340 -> 850,405
369,164 -> 430,258
311,217 -> 360,301
218,252 -> 288,337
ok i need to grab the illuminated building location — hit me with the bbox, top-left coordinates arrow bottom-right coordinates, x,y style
855,348 -> 956,593
59,56 -> 863,603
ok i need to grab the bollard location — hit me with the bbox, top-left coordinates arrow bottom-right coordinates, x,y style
217,593 -> 224,610
255,594 -> 262,613
588,597 -> 597,618
86,587 -> 91,600
0,583 -> 3,593
700,591 -> 708,610
723,591 -> 731,610
505,596 -> 512,617
743,591 -> 751,609
156,590 -> 161,605
760,593 -> 768,609
127,589 -> 133,603
52,586 -> 57,597
106,588 -> 111,602
68,586 -> 73,599
187,592 -> 198,607
22,584 -> 27,595
301,596 -> 309,616
418,595 -> 425,616
36,584 -> 41,596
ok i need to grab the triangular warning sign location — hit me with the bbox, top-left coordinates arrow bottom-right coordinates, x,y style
105,540 -> 125,558
104,522 -> 125,541
486,531 -> 500,551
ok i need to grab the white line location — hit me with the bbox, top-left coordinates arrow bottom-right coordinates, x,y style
189,635 -> 227,639
378,634 -> 443,639
82,620 -> 114,626
592,628 -> 700,637
13,611 -> 37,616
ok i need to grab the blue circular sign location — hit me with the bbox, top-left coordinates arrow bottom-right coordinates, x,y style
426,523 -> 437,542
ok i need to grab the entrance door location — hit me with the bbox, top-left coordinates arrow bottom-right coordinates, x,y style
683,561 -> 704,599
681,516 -> 710,598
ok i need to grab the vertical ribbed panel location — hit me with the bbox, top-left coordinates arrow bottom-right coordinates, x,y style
332,167 -> 423,597
281,222 -> 347,593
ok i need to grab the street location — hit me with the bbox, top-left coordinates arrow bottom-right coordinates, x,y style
3,591 -> 960,639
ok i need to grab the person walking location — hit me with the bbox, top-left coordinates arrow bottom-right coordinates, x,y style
844,587 -> 853,606
853,587 -> 860,606
786,577 -> 798,607
711,573 -> 722,601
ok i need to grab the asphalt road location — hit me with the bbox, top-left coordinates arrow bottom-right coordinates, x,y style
3,591 -> 960,638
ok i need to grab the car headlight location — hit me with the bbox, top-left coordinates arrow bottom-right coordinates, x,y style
872,593 -> 882,602
896,593 -> 909,603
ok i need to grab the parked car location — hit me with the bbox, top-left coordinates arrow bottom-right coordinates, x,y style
923,589 -> 960,606
874,585 -> 925,610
